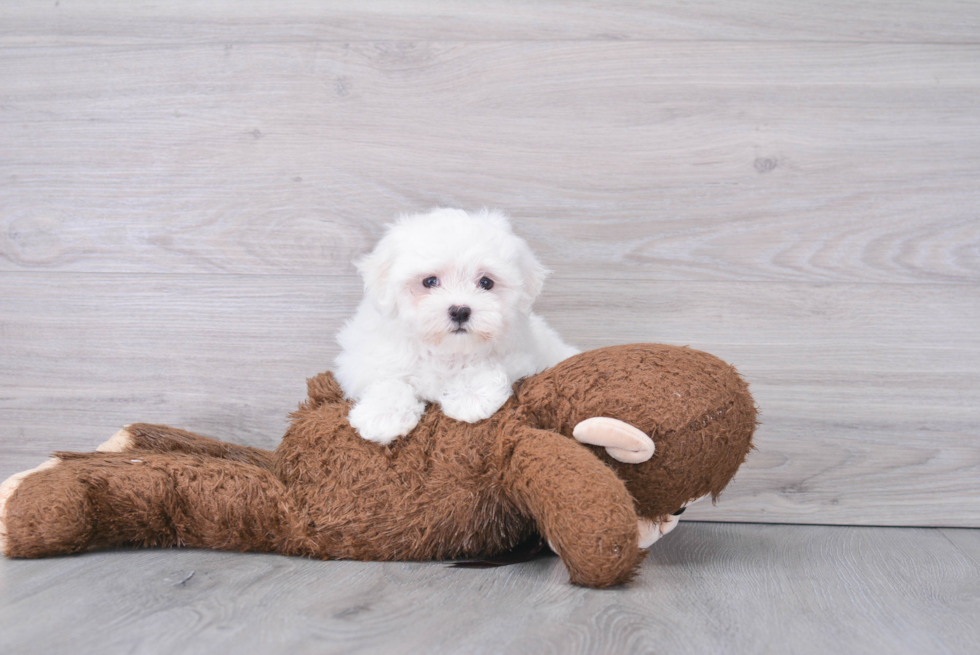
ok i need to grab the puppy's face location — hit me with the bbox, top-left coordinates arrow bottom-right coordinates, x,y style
357,208 -> 548,353
406,255 -> 517,352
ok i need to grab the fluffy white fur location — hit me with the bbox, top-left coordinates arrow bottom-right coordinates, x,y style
335,208 -> 579,444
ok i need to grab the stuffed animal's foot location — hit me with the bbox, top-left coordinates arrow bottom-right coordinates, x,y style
0,458 -> 61,556
637,514 -> 681,548
637,495 -> 709,548
96,427 -> 134,452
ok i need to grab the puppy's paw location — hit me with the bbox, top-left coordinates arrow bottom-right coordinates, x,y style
348,382 -> 425,445
439,384 -> 511,423
0,458 -> 61,556
348,403 -> 423,445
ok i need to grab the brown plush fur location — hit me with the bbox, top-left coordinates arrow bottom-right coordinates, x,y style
1,344 -> 756,588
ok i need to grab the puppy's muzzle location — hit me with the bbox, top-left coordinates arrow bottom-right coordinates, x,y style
449,305 -> 471,326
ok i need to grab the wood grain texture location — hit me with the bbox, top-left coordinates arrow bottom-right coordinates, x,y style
1,523 -> 977,654
1,2 -> 978,526
941,527 -> 980,567
2,275 -> 977,526
2,0 -> 980,44
1,40 -> 978,283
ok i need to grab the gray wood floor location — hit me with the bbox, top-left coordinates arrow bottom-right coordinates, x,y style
2,2 -> 979,653
2,522 -> 978,655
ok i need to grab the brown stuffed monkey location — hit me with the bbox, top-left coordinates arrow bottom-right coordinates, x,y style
0,344 -> 756,588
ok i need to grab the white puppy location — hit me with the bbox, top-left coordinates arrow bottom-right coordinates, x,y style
335,208 -> 579,444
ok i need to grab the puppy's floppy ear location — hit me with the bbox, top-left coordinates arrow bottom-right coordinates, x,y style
516,238 -> 550,310
483,208 -> 550,311
355,235 -> 400,315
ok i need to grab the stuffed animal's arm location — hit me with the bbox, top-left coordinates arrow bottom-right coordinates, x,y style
94,423 -> 275,470
502,426 -> 644,588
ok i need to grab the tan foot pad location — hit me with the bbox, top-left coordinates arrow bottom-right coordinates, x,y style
637,514 -> 681,548
97,427 -> 134,453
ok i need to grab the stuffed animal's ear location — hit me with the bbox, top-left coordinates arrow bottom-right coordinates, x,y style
573,417 -> 655,463
307,371 -> 345,406
355,236 -> 399,315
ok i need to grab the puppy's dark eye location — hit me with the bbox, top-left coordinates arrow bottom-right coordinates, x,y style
479,276 -> 494,290
423,276 -> 440,288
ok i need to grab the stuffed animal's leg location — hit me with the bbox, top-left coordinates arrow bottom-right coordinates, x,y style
94,423 -> 275,470
0,458 -> 62,555
502,426 -> 644,588
1,453 -> 306,559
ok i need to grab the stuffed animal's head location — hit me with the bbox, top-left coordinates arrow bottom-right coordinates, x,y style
514,344 -> 756,523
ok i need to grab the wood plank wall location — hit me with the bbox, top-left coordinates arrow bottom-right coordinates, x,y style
1,1 -> 978,526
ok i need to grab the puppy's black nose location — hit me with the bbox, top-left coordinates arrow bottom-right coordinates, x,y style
449,305 -> 471,324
